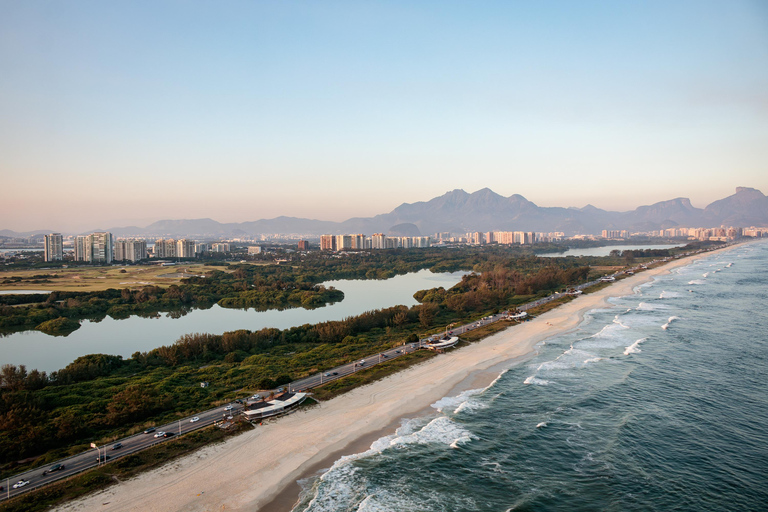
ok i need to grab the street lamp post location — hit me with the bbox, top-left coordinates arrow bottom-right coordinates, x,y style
91,442 -> 100,466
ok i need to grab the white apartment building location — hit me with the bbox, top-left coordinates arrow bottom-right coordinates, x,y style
115,239 -> 147,262
44,233 -> 63,261
176,239 -> 196,258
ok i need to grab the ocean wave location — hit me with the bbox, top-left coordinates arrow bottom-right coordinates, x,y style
688,279 -> 706,285
583,357 -> 603,364
536,422 -> 547,428
636,302 -> 670,311
623,337 -> 647,355
524,376 -> 552,386
431,388 -> 485,414
659,291 -> 681,299
661,316 -> 680,330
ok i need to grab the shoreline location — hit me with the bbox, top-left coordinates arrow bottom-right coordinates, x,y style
53,246 -> 737,512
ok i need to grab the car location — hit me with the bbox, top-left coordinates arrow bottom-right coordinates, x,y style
154,431 -> 166,438
95,455 -> 111,462
111,443 -> 123,450
162,432 -> 175,438
395,350 -> 402,354
13,480 -> 29,489
144,427 -> 156,434
48,463 -> 65,472
332,371 -> 338,375
380,353 -> 388,358
224,405 -> 233,411
190,417 -> 200,423
324,373 -> 332,377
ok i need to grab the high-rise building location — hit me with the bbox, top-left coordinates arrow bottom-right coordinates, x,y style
371,233 -> 386,249
44,233 -> 63,262
320,235 -> 336,251
351,234 -> 365,249
211,243 -> 230,252
75,235 -> 89,261
88,232 -> 113,263
177,239 -> 196,258
154,239 -> 177,258
247,246 -> 263,255
298,240 -> 310,251
115,239 -> 147,262
335,235 -> 353,251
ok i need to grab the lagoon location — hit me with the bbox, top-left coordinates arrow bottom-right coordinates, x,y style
0,269 -> 465,373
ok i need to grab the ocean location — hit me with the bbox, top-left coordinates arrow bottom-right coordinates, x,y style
291,240 -> 768,512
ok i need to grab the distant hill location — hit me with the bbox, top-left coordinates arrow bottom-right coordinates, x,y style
4,187 -> 766,238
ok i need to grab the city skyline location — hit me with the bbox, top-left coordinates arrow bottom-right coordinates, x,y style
2,1 -> 767,232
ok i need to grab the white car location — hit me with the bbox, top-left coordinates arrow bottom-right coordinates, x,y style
154,431 -> 166,438
190,417 -> 200,423
13,480 -> 29,489
224,405 -> 233,411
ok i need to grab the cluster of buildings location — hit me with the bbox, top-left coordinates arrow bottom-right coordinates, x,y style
463,231 -> 565,245
40,233 -> 244,263
320,234 -> 432,251
28,224 -> 768,263
604,226 -> 755,242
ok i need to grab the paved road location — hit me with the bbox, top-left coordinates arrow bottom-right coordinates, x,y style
0,401 -> 244,502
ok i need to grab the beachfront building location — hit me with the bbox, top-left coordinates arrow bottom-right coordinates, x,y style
44,233 -> 63,261
242,393 -> 307,421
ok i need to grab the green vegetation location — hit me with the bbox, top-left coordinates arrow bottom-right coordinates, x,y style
34,317 -> 80,336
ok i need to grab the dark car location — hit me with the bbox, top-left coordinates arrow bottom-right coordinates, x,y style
162,432 -> 175,438
111,443 -> 123,450
42,463 -> 65,475
143,427 -> 156,434
96,454 -> 111,462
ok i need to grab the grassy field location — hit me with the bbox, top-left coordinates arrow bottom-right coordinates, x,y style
0,264 -> 227,293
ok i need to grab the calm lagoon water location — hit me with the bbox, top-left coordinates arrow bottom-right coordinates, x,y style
539,243 -> 682,258
293,240 -> 768,512
0,269 -> 464,372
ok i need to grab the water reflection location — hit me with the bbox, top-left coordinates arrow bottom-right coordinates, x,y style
0,270 -> 465,372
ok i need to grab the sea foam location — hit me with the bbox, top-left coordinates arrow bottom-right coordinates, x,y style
524,376 -> 552,386
623,337 -> 647,355
661,316 -> 680,330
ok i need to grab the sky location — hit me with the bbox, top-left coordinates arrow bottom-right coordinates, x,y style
1,0 -> 767,233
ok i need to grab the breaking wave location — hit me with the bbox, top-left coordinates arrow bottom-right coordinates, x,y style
661,316 -> 680,330
623,337 -> 647,355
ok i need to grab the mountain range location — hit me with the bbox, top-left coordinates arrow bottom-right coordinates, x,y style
2,187 -> 766,239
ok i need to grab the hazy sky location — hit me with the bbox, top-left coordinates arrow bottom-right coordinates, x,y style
1,0 -> 767,233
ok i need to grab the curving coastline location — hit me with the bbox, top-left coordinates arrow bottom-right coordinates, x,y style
53,246 -> 738,512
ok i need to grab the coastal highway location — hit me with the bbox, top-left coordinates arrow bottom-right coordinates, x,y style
0,402 -> 243,502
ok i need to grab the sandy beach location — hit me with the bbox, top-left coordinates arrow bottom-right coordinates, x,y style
54,251 -> 719,512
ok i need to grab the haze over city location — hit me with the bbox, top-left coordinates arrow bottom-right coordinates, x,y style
2,1 -> 767,233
